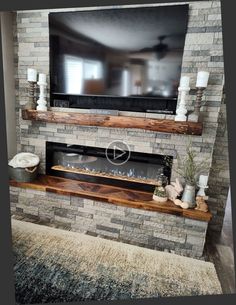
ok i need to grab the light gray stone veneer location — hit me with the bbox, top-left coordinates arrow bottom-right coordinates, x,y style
10,186 -> 208,258
11,0 -> 230,249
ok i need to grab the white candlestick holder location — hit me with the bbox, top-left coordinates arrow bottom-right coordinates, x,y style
175,85 -> 190,122
36,80 -> 47,111
197,183 -> 209,197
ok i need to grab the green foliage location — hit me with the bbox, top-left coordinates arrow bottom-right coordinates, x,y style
154,186 -> 167,197
164,140 -> 210,186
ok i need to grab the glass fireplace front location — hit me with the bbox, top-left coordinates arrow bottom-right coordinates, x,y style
46,142 -> 172,192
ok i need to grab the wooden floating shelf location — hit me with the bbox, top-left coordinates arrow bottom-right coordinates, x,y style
10,175 -> 212,222
22,109 -> 203,135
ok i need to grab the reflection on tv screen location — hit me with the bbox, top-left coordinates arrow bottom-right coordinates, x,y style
49,5 -> 189,100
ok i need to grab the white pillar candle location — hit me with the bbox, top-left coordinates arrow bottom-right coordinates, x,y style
199,175 -> 208,186
180,76 -> 190,88
27,68 -> 37,82
196,71 -> 209,88
38,73 -> 47,84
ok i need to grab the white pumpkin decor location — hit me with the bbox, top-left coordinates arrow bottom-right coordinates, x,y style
173,199 -> 189,209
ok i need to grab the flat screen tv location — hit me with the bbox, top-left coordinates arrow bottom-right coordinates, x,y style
49,4 -> 189,113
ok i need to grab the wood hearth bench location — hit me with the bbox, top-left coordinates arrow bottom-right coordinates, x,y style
10,175 -> 211,222
9,175 -> 212,258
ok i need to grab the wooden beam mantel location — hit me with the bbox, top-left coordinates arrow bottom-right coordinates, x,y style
22,109 -> 203,135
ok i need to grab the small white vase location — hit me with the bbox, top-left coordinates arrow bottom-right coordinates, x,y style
153,194 -> 168,203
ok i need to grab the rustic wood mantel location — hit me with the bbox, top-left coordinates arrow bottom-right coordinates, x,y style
22,109 -> 203,135
10,175 -> 212,222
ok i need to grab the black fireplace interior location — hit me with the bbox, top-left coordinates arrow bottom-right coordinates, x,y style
46,142 -> 173,192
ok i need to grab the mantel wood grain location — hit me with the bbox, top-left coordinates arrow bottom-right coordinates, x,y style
10,175 -> 212,222
22,109 -> 203,135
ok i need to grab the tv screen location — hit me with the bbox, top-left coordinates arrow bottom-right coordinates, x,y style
49,5 -> 189,112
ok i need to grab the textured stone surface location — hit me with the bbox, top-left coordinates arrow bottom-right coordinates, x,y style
10,186 -> 208,258
12,1 -> 229,234
208,102 -> 230,232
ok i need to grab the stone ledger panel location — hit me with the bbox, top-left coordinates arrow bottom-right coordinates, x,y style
13,1 -> 228,234
10,186 -> 208,258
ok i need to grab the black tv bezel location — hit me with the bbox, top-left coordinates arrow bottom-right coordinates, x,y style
48,4 -> 189,113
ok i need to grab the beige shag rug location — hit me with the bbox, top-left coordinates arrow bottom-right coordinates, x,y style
12,219 -> 222,304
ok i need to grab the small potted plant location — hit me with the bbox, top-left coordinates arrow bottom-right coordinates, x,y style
165,140 -> 210,208
153,185 -> 168,203
152,172 -> 168,203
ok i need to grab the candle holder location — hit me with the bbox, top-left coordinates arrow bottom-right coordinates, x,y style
36,80 -> 47,111
188,87 -> 206,122
175,85 -> 190,122
197,183 -> 209,197
25,81 -> 37,109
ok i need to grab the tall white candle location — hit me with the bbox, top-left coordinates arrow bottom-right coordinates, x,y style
196,71 -> 209,88
27,68 -> 37,82
199,175 -> 208,186
180,76 -> 190,88
38,73 -> 47,84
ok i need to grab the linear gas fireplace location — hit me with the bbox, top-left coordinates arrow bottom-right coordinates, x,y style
46,142 -> 173,191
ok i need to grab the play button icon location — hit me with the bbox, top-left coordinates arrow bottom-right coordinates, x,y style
106,141 -> 131,165
113,145 -> 126,160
